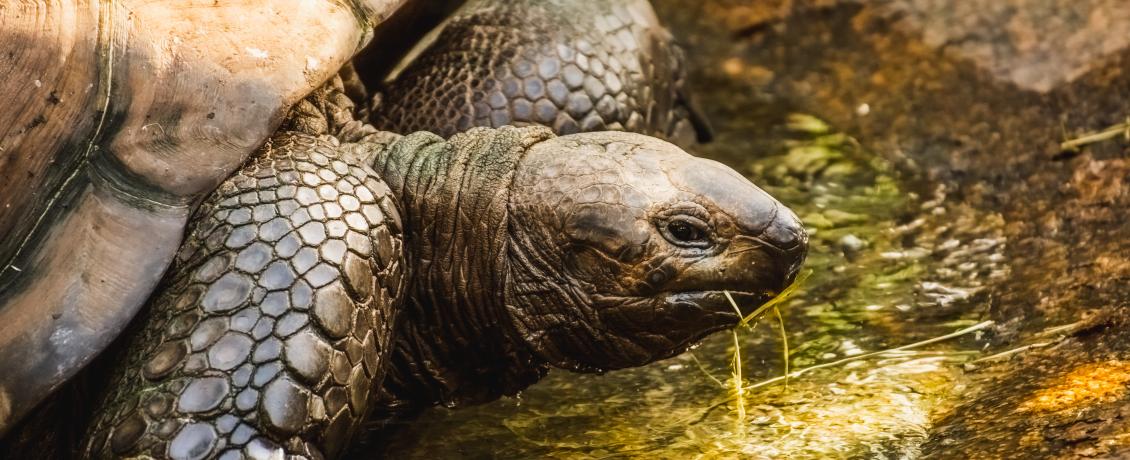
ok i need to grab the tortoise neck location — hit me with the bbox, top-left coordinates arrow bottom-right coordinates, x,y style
369,126 -> 555,410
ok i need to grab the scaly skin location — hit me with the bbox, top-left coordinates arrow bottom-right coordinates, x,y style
82,82 -> 407,459
370,0 -> 711,144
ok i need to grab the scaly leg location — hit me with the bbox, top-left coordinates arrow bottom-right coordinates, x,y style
82,130 -> 404,459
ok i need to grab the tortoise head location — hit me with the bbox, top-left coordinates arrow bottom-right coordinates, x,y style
506,132 -> 807,372
371,127 -> 805,407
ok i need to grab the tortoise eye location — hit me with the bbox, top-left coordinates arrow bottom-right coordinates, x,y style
661,216 -> 711,247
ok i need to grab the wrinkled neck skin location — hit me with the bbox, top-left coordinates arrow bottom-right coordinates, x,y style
367,126 -> 556,414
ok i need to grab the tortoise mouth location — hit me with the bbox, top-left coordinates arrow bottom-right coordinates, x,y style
665,289 -> 777,323
626,289 -> 780,362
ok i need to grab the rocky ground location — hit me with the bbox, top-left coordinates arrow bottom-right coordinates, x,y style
653,0 -> 1130,457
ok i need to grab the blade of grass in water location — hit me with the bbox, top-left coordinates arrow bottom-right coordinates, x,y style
736,270 -> 811,327
725,294 -> 747,422
731,329 -> 746,422
724,272 -> 808,422
742,320 -> 995,392
773,306 -> 789,390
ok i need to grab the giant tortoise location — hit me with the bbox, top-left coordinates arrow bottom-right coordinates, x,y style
0,0 -> 806,458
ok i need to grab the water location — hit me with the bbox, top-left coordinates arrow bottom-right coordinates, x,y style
379,3 -> 1014,457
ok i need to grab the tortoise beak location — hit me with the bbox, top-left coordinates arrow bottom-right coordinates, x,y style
748,203 -> 809,292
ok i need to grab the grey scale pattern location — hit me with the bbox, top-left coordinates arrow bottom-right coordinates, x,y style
82,132 -> 405,460
371,0 -> 706,143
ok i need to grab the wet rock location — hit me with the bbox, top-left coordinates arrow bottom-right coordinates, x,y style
838,234 -> 867,259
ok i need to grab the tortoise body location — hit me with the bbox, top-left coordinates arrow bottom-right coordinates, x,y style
0,0 -> 406,434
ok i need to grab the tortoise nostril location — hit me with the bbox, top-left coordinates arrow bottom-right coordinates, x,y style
763,207 -> 808,290
762,207 -> 807,252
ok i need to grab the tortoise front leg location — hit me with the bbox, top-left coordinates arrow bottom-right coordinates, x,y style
82,133 -> 404,459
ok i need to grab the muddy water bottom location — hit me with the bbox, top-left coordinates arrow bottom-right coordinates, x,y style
379,115 -> 1007,458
